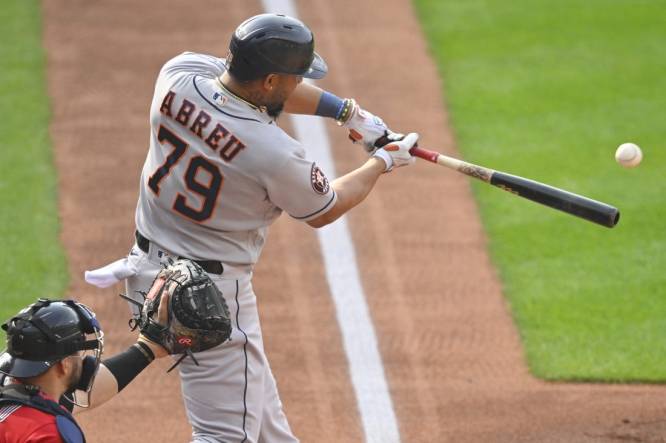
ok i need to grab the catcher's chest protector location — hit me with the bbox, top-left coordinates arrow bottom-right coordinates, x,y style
0,385 -> 85,443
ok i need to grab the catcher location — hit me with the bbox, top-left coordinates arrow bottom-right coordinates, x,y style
0,259 -> 230,443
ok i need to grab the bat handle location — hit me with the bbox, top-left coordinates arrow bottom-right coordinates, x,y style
409,145 -> 494,182
375,135 -> 439,162
409,145 -> 440,163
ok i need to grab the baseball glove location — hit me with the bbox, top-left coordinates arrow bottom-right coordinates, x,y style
123,259 -> 232,371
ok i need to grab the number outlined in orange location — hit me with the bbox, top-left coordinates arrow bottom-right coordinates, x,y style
173,155 -> 223,223
148,125 -> 224,223
148,124 -> 188,196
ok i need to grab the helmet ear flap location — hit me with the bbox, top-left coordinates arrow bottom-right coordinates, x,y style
76,355 -> 98,391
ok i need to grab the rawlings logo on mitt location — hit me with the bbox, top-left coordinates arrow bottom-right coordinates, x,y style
122,259 -> 232,372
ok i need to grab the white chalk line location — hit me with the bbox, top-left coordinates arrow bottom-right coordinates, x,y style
260,2 -> 400,442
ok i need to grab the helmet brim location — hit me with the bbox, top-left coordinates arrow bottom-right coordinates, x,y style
0,350 -> 55,378
303,51 -> 328,79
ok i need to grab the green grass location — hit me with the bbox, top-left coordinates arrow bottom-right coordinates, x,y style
0,0 -> 68,328
414,0 -> 666,381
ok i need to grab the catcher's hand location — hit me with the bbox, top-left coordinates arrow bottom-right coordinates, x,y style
129,259 -> 232,371
137,279 -> 170,358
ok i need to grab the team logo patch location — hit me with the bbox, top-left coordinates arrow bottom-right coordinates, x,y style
310,163 -> 330,195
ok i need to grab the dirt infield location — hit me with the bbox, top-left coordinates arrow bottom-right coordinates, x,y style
42,0 -> 665,441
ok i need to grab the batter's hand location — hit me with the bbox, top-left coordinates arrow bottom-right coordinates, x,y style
372,132 -> 418,172
343,100 -> 390,152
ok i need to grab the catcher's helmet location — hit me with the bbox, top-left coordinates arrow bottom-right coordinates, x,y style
0,299 -> 103,379
226,13 -> 328,81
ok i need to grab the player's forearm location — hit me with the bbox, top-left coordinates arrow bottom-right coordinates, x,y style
284,81 -> 324,115
73,341 -> 157,414
308,157 -> 385,228
72,364 -> 118,414
284,83 -> 354,123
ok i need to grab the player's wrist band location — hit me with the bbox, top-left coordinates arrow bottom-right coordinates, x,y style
134,340 -> 156,362
336,98 -> 355,124
102,343 -> 154,392
315,91 -> 345,120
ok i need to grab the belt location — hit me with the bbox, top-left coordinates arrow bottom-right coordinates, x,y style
135,231 -> 224,275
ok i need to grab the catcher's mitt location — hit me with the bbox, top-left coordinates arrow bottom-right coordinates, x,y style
122,259 -> 232,371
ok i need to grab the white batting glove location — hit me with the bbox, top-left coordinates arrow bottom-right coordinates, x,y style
342,100 -> 390,152
373,132 -> 418,172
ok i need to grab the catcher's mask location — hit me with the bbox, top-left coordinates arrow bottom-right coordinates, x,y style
0,298 -> 104,408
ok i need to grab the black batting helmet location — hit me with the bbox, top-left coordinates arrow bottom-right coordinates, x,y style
226,13 -> 328,81
0,298 -> 103,379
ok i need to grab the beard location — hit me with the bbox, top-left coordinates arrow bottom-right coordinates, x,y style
247,89 -> 285,119
265,87 -> 288,119
266,101 -> 284,119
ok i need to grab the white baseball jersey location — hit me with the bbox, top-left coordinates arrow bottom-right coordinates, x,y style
135,52 -> 336,266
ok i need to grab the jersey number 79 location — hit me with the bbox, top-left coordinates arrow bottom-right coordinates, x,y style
148,125 -> 223,222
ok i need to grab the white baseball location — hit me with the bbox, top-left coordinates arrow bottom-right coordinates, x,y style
615,142 -> 642,168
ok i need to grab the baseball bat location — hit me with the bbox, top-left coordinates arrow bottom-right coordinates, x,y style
409,146 -> 620,228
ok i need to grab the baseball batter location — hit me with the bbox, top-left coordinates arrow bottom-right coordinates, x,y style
90,13 -> 418,442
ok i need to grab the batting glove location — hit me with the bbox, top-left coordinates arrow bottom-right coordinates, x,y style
341,100 -> 390,153
373,132 -> 418,172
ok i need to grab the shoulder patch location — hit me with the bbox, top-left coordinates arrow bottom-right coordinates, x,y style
310,163 -> 330,195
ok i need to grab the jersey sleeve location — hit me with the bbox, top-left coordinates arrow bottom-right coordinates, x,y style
160,52 -> 227,79
263,149 -> 337,222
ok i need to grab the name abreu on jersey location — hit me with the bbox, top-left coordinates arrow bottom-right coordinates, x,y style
158,88 -> 247,163
136,51 -> 336,265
